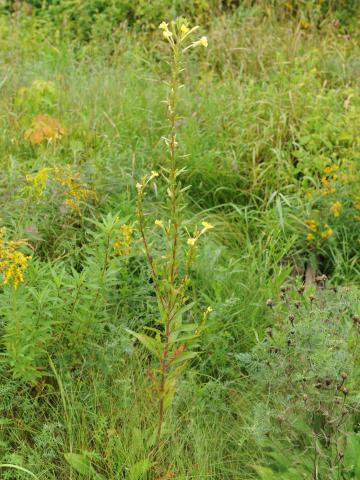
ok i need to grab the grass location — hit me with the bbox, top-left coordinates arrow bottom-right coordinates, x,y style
0,4 -> 359,479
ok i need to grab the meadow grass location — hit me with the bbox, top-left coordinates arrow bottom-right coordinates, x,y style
0,4 -> 359,479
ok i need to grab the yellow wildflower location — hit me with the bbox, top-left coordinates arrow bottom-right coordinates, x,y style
149,171 -> 159,180
199,36 -> 208,48
181,24 -> 189,34
324,165 -> 339,174
159,22 -> 168,30
320,224 -> 333,239
187,238 -> 197,247
155,220 -> 164,228
304,219 -> 317,232
306,233 -> 315,241
114,224 -> 133,256
0,230 -> 30,289
330,201 -> 342,217
200,221 -> 214,235
23,167 -> 51,198
321,176 -> 329,186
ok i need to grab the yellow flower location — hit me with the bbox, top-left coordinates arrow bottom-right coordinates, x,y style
324,165 -> 339,174
199,36 -> 208,48
306,233 -> 315,241
187,238 -> 197,247
206,306 -> 213,313
163,30 -> 173,39
201,221 -> 214,230
114,224 -> 133,256
0,231 -> 31,289
321,176 -> 329,186
330,201 -> 342,217
320,224 -> 333,239
200,221 -> 214,235
159,21 -> 168,30
155,220 -> 163,228
23,167 -> 51,198
181,24 -> 189,34
304,219 -> 317,232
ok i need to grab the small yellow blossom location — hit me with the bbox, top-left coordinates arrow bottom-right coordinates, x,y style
187,238 -> 197,247
163,30 -> 173,39
199,36 -> 208,48
206,306 -> 213,313
330,201 -> 342,217
320,224 -> 333,239
304,219 -> 317,232
159,21 -> 168,30
0,230 -> 30,289
155,220 -> 164,228
114,224 -> 133,256
149,171 -> 159,180
181,24 -> 189,34
321,176 -> 329,186
324,165 -> 339,174
306,233 -> 315,241
23,167 -> 51,198
201,221 -> 214,230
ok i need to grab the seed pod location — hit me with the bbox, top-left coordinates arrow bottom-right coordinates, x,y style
309,294 -> 316,302
266,327 -> 273,338
341,372 -> 348,380
298,286 -> 305,295
303,394 -> 308,402
341,386 -> 349,396
266,298 -> 274,308
294,300 -> 301,309
288,313 -> 295,326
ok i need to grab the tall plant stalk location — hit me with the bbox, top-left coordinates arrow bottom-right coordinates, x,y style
128,19 -> 212,456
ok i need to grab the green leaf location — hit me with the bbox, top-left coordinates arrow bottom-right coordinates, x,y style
171,351 -> 199,367
64,453 -> 104,479
126,329 -> 162,359
128,459 -> 152,480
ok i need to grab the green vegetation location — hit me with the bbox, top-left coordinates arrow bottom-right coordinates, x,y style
0,1 -> 359,479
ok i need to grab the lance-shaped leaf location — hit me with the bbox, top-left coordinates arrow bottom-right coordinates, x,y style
126,329 -> 162,359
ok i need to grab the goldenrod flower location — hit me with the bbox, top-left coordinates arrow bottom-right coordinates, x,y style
23,167 -> 51,198
304,219 -> 317,232
114,224 -> 133,256
320,224 -> 333,239
330,201 -> 342,217
0,230 -> 30,289
324,165 -> 339,174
